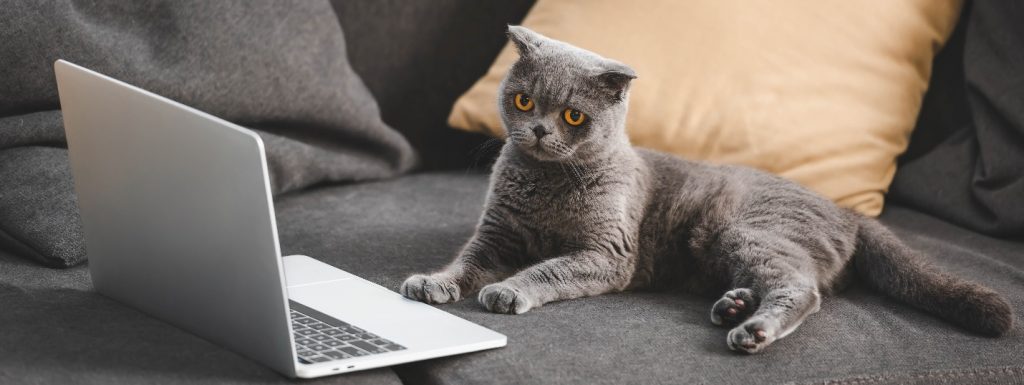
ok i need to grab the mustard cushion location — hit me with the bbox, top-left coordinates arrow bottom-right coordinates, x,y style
448,0 -> 962,216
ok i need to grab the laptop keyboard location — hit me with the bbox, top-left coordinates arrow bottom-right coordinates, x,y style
289,300 -> 406,364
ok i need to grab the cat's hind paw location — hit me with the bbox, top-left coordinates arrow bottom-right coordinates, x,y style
478,282 -> 534,315
399,274 -> 461,304
710,288 -> 757,326
727,317 -> 777,354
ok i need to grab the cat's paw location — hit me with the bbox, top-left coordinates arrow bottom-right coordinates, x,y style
399,274 -> 461,304
726,317 -> 778,354
710,288 -> 757,326
478,282 -> 534,315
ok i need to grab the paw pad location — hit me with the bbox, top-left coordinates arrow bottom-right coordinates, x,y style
399,274 -> 460,304
478,283 -> 534,315
754,329 -> 767,342
710,288 -> 757,326
727,318 -> 776,354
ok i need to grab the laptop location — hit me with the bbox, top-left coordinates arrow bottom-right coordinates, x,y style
54,60 -> 506,378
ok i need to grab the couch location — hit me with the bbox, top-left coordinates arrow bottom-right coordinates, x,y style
1,1 -> 1021,385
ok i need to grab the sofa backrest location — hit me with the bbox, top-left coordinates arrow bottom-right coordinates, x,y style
331,0 -> 535,171
334,0 -> 967,176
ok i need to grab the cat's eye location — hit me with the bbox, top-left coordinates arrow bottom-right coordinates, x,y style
563,108 -> 586,126
514,93 -> 534,112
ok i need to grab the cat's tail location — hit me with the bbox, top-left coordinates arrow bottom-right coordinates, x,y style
852,216 -> 1014,336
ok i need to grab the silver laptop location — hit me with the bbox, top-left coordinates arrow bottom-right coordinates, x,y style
54,60 -> 505,378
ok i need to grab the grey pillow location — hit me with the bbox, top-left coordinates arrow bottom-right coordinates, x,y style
0,0 -> 417,267
890,0 -> 1024,238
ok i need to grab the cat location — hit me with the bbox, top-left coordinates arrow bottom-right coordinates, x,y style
400,26 -> 1013,353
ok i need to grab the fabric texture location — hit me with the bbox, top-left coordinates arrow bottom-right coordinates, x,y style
330,0 -> 534,171
890,0 -> 1024,238
273,173 -> 1024,385
0,0 -> 417,267
447,0 -> 963,216
0,253 -> 403,385
0,172 -> 1020,384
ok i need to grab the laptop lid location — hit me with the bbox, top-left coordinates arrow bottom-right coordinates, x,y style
55,60 -> 298,376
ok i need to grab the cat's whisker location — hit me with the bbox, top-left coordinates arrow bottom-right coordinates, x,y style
466,137 -> 506,172
566,158 -> 585,186
556,162 -> 572,184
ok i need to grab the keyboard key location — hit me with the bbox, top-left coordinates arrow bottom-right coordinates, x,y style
339,347 -> 368,357
318,317 -> 350,328
351,340 -> 387,354
323,351 -> 351,360
341,326 -> 364,334
288,304 -> 403,358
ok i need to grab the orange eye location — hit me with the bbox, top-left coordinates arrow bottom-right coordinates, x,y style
563,108 -> 585,126
514,93 -> 534,111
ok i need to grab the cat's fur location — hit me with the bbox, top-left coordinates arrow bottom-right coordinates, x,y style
400,26 -> 1014,353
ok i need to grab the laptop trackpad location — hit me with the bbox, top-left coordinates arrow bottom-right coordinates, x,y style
283,255 -> 354,288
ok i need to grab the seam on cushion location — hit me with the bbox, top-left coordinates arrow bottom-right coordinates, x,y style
803,365 -> 1024,385
0,225 -> 65,268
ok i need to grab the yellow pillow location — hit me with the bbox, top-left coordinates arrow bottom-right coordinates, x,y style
448,0 -> 962,216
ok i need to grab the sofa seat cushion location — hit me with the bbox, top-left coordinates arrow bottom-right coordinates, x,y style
1,172 -> 1019,384
274,172 -> 1024,385
0,249 -> 402,385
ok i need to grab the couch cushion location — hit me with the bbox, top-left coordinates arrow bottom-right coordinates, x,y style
273,172 -> 1024,385
0,250 -> 402,385
2,172 -> 1018,384
891,0 -> 1024,238
331,0 -> 534,171
446,0 -> 963,216
0,0 -> 416,267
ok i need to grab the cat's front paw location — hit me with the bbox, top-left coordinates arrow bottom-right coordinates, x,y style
400,274 -> 461,304
726,317 -> 778,354
478,282 -> 534,315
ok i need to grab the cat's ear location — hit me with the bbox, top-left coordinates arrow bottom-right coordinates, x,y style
596,62 -> 637,102
507,25 -> 544,58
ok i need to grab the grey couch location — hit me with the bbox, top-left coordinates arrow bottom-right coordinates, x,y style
1,1 -> 1022,385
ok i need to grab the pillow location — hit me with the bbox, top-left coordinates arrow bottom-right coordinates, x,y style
448,0 -> 963,216
0,1 -> 416,267
891,0 -> 1024,237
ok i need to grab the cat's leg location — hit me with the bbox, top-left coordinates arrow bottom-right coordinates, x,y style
400,232 -> 519,304
477,251 -> 632,314
726,283 -> 821,354
709,229 -> 823,353
710,288 -> 758,326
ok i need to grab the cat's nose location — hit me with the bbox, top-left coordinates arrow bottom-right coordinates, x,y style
532,125 -> 549,139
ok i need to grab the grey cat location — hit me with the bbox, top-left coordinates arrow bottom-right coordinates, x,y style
400,26 -> 1013,353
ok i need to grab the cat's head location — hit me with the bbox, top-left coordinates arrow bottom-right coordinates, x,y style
499,26 -> 636,163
